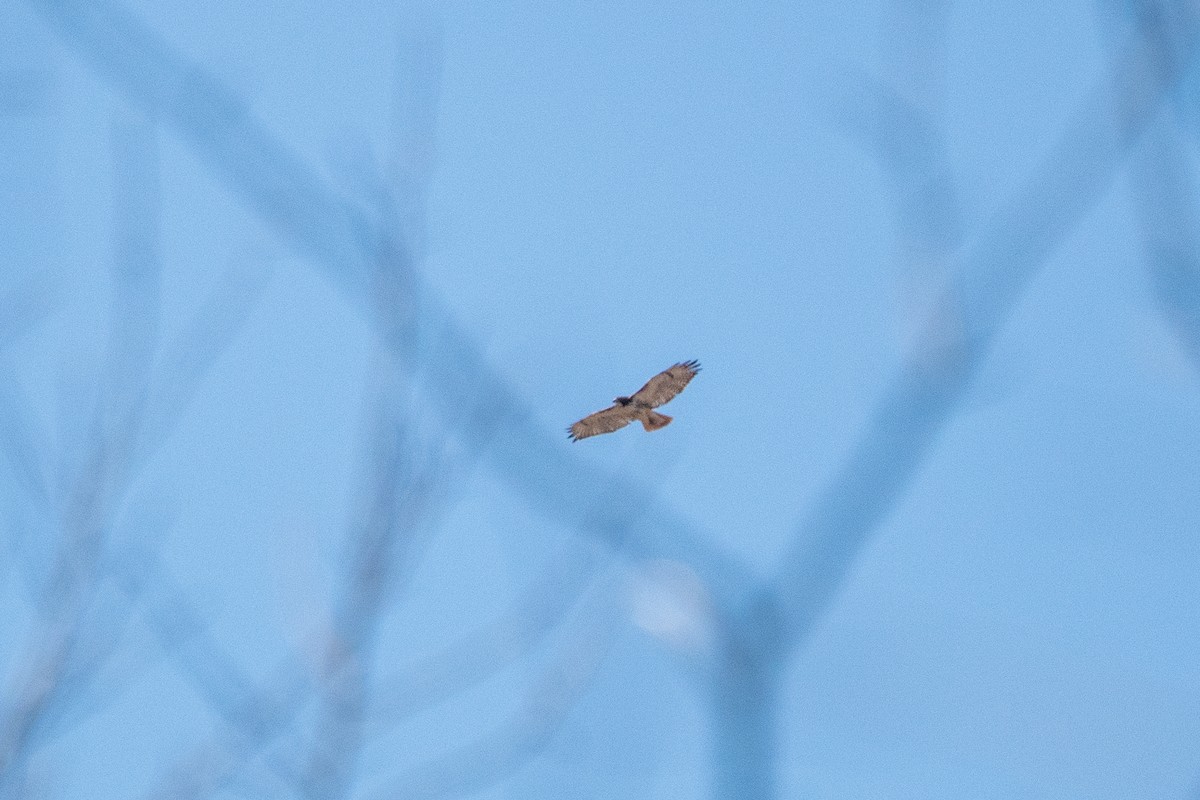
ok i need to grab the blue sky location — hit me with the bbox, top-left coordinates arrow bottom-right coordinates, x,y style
3,1 -> 1200,798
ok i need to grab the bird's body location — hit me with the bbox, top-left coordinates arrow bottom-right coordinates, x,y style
568,360 -> 700,441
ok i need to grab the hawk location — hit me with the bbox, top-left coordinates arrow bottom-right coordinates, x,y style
568,360 -> 701,441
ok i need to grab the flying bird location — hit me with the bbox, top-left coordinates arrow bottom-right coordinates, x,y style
568,360 -> 701,441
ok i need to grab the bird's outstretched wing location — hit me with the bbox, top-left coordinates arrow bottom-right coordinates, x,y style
630,360 -> 701,408
568,405 -> 638,441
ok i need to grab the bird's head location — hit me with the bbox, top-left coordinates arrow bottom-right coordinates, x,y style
613,396 -> 632,406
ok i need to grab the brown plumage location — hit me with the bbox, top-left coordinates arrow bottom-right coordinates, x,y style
568,360 -> 700,441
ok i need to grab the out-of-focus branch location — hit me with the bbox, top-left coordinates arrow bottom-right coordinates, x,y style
25,251 -> 271,741
759,0 -> 1200,660
1106,0 -> 1200,374
1100,7 -> 1200,795
0,274 -> 60,511
0,108 -> 164,789
129,258 -> 271,470
134,535 -> 615,800
122,542 -> 314,800
0,101 -> 267,791
1147,245 -> 1200,368
835,71 -> 962,280
386,7 -> 442,261
22,0 -> 759,614
835,1 -> 961,351
366,586 -> 619,800
0,276 -> 64,595
836,71 -> 971,394
301,25 -> 494,790
107,105 -> 162,413
301,362 -> 453,800
368,539 -> 611,729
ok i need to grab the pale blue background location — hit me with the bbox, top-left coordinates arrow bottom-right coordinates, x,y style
3,1 -> 1200,798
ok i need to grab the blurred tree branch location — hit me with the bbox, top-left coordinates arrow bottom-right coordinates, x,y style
758,0 -> 1200,662
712,3 -> 1200,796
0,102 -> 268,794
0,108 -> 165,790
1107,0 -> 1200,374
366,586 -> 619,800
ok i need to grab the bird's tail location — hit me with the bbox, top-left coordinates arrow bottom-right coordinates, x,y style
642,412 -> 672,431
